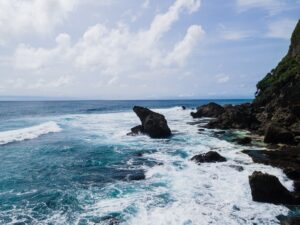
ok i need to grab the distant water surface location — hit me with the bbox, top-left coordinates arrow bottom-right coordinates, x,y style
0,100 -> 294,225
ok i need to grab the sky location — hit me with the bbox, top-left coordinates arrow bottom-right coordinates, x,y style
0,0 -> 299,100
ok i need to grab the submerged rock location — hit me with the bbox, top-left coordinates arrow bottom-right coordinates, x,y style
191,102 -> 225,118
264,124 -> 295,145
281,217 -> 300,225
191,151 -> 226,163
233,136 -> 252,145
129,106 -> 171,138
249,171 -> 300,205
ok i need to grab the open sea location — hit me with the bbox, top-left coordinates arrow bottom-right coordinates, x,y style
0,100 -> 295,225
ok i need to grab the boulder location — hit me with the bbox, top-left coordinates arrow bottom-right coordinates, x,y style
264,124 -> 295,144
233,137 -> 252,145
130,106 -> 171,138
191,102 -> 225,118
249,171 -> 300,205
191,151 -> 226,163
181,106 -> 186,110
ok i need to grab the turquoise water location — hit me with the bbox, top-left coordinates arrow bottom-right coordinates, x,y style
0,100 -> 294,224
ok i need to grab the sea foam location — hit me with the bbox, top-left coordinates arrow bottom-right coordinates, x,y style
0,121 -> 62,145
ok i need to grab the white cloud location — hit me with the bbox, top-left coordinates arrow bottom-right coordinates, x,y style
266,19 -> 297,39
0,0 -> 79,41
215,74 -> 230,83
166,25 -> 204,66
221,29 -> 253,40
236,0 -> 285,14
14,0 -> 204,76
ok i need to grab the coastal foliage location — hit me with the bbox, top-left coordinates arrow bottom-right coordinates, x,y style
255,20 -> 300,105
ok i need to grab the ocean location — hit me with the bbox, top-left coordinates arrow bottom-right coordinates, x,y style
0,100 -> 294,225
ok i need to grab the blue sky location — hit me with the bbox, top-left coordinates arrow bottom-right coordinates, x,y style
0,0 -> 299,100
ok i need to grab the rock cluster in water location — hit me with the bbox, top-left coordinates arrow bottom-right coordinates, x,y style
128,106 -> 171,138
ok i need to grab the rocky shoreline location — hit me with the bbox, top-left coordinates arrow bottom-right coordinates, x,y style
128,20 -> 300,224
189,20 -> 300,224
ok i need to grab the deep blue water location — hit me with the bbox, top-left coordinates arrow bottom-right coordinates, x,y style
0,100 -> 295,225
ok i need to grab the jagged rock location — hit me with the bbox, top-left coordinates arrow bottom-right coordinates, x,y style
249,171 -> 300,205
191,151 -> 226,163
130,106 -> 171,138
264,124 -> 295,144
191,102 -> 225,118
233,137 -> 252,145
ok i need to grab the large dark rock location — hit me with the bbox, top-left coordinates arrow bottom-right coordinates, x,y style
191,151 -> 226,163
129,106 -> 171,138
264,124 -> 295,144
191,102 -> 225,118
249,171 -> 300,205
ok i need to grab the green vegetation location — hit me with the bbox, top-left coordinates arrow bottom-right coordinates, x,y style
255,20 -> 300,105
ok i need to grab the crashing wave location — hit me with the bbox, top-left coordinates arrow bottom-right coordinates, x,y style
0,121 -> 62,145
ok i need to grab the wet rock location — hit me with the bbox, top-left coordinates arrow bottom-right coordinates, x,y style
281,217 -> 300,225
242,147 -> 300,181
191,151 -> 226,163
113,169 -> 145,181
264,124 -> 295,144
233,137 -> 252,145
249,171 -> 300,205
191,102 -> 225,118
127,125 -> 143,136
181,106 -> 186,110
130,106 -> 171,138
229,165 -> 244,172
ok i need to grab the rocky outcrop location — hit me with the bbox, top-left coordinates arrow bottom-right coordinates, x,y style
249,171 -> 300,205
264,124 -> 295,144
192,20 -> 300,145
191,151 -> 226,163
129,106 -> 171,138
205,103 -> 259,130
191,102 -> 225,118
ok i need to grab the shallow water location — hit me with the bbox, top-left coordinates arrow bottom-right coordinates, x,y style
0,100 -> 294,224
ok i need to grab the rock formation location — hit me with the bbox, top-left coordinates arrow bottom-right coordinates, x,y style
249,171 -> 300,205
129,106 -> 171,138
195,20 -> 300,145
191,102 -> 225,118
191,151 -> 226,163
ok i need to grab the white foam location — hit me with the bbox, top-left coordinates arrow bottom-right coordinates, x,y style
59,108 -> 292,224
0,121 -> 62,145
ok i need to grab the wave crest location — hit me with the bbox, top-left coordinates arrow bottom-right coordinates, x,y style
0,121 -> 62,145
